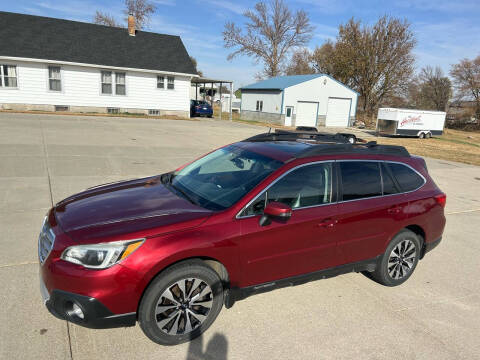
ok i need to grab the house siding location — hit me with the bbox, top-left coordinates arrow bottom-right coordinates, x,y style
0,60 -> 191,115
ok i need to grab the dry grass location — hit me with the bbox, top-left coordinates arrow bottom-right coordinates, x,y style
374,129 -> 480,166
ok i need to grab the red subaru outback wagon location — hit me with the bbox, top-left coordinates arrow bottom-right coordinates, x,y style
39,130 -> 446,345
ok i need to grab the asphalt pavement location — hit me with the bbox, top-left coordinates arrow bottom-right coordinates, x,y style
0,112 -> 479,360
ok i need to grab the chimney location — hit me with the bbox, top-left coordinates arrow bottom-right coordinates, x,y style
128,13 -> 135,36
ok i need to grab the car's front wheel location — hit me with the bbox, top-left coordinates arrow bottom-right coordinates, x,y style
138,260 -> 224,345
370,229 -> 421,286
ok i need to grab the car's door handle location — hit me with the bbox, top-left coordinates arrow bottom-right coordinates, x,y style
317,218 -> 337,228
387,206 -> 402,214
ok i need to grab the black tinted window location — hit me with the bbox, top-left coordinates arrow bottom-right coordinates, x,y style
381,163 -> 399,195
240,163 -> 332,216
387,163 -> 424,192
340,162 -> 381,201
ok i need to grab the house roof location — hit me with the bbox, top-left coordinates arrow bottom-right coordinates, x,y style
0,11 -> 197,75
241,74 -> 323,90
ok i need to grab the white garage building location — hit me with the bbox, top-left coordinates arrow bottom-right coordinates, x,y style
240,74 -> 358,128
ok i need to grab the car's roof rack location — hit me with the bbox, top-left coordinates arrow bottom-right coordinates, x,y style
297,142 -> 410,158
243,130 -> 410,158
244,129 -> 351,143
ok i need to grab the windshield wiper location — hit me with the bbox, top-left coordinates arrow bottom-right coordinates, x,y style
160,172 -> 174,184
161,172 -> 197,205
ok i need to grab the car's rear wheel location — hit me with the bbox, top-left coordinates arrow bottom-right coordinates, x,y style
138,260 -> 224,345
370,229 -> 421,286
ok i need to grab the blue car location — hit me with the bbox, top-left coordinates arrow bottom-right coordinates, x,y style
190,100 -> 213,117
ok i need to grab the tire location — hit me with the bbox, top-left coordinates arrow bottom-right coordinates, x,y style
370,229 -> 421,286
419,132 -> 426,139
425,132 -> 432,139
139,260 -> 224,345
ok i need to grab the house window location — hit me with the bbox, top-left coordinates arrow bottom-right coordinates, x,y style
48,66 -> 62,91
101,71 -> 112,94
0,65 -> 18,87
148,109 -> 160,116
256,100 -> 263,112
167,76 -> 175,90
157,75 -> 164,89
115,72 -> 126,95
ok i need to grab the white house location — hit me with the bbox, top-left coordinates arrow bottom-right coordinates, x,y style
240,74 -> 358,127
0,11 -> 198,117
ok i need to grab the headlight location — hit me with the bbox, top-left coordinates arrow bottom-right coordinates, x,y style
61,239 -> 144,269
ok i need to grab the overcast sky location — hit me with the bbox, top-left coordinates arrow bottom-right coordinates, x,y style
2,0 -> 479,89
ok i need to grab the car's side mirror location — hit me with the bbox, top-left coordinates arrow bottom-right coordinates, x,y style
259,202 -> 292,226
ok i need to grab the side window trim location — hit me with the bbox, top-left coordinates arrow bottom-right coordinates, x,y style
236,160 -> 335,219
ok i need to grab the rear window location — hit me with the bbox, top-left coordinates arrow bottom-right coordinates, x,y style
387,163 -> 425,192
340,161 -> 382,201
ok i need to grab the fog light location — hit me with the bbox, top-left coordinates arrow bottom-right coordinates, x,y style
66,302 -> 84,320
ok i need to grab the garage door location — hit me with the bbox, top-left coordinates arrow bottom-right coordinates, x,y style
326,98 -> 351,127
295,101 -> 318,127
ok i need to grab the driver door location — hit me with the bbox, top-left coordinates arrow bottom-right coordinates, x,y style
237,162 -> 339,287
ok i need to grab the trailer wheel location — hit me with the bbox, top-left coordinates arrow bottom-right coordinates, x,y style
418,132 -> 426,139
425,132 -> 432,139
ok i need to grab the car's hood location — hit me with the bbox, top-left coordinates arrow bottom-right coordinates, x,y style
54,176 -> 212,242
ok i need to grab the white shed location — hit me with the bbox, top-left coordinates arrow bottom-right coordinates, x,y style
240,74 -> 358,128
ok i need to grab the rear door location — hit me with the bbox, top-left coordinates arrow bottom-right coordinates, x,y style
334,161 -> 408,264
237,162 -> 339,286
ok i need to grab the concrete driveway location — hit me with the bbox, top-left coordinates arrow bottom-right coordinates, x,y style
1,112 -> 479,360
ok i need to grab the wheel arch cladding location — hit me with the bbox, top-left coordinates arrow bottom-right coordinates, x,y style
136,256 -> 231,315
404,225 -> 426,258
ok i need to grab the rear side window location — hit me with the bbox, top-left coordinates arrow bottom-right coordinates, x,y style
387,163 -> 425,192
340,161 -> 382,201
381,163 -> 400,195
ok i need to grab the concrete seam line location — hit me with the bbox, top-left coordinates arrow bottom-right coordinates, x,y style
0,261 -> 39,268
446,208 -> 480,215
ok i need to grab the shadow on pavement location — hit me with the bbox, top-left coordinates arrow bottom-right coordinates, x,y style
185,333 -> 228,360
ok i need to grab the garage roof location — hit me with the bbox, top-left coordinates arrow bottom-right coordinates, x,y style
0,11 -> 197,75
241,74 -> 359,95
242,74 -> 322,90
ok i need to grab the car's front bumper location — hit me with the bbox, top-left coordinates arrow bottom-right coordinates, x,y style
40,275 -> 136,329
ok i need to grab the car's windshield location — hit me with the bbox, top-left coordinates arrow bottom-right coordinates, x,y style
168,145 -> 283,211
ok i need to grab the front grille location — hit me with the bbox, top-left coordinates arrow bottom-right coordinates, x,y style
38,220 -> 55,264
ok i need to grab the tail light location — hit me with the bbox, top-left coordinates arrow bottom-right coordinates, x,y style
434,193 -> 446,208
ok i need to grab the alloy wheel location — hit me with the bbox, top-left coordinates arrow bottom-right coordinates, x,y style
155,278 -> 213,335
388,239 -> 417,280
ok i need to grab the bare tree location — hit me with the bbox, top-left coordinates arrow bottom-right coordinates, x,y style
223,0 -> 314,79
94,0 -> 156,30
450,55 -> 480,118
417,66 -> 451,111
310,40 -> 355,85
93,11 -> 121,27
285,48 -> 314,75
190,56 -> 203,77
334,16 -> 416,116
123,0 -> 156,30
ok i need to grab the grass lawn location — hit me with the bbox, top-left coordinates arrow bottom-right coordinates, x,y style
374,129 -> 480,166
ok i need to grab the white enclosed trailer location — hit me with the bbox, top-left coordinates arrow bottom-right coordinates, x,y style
376,108 -> 446,138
